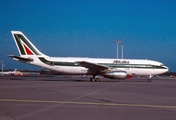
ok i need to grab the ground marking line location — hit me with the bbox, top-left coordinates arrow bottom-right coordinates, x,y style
69,84 -> 115,101
4,84 -> 116,119
1,98 -> 176,109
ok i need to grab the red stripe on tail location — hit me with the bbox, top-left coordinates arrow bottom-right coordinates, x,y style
23,44 -> 34,55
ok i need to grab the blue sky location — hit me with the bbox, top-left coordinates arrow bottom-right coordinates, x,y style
0,0 -> 176,71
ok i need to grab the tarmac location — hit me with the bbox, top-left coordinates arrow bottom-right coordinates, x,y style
0,75 -> 176,120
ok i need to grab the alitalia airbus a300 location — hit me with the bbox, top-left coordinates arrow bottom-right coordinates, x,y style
9,31 -> 168,82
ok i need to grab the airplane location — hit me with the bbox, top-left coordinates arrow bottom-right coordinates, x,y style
9,31 -> 169,82
0,69 -> 17,75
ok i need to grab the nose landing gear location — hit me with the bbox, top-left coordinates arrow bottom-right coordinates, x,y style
147,75 -> 153,82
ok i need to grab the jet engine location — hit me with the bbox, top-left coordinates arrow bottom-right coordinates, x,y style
104,71 -> 127,79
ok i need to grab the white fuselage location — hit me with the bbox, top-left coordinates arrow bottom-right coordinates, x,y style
28,56 -> 168,76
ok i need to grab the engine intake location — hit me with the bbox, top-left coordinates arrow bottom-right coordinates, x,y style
104,71 -> 127,79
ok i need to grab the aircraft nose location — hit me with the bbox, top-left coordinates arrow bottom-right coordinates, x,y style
164,66 -> 169,72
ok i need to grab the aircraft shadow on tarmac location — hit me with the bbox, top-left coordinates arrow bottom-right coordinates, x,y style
0,75 -> 170,82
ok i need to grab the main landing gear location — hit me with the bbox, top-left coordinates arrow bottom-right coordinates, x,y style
90,75 -> 100,82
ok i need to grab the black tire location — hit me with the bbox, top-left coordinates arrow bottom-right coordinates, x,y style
95,78 -> 100,82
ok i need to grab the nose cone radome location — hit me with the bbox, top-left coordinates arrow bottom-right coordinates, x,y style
163,66 -> 169,73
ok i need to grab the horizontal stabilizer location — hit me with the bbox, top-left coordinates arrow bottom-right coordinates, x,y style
8,55 -> 33,62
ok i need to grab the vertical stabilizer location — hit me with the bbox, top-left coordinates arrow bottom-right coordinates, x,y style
11,31 -> 46,56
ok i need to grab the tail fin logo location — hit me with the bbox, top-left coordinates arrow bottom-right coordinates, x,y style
12,31 -> 43,56
23,43 -> 34,55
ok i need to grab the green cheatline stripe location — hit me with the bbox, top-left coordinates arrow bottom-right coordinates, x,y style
39,57 -> 78,67
0,98 -> 176,109
100,63 -> 167,69
38,57 -> 167,69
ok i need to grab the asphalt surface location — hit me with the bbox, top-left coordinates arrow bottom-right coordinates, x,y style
0,76 -> 176,120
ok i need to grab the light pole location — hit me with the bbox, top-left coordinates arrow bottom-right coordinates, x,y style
121,45 -> 124,59
115,40 -> 121,59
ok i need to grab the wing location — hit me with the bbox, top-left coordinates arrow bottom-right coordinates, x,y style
76,61 -> 109,71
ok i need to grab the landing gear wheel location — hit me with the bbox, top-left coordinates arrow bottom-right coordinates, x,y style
90,78 -> 95,82
147,79 -> 151,82
95,78 -> 100,82
90,76 -> 100,82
